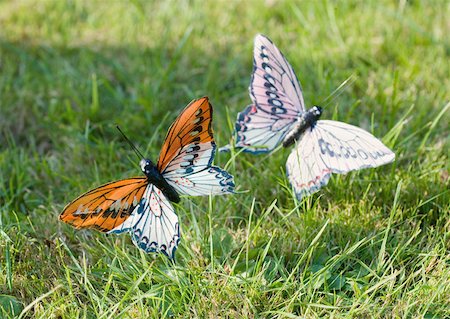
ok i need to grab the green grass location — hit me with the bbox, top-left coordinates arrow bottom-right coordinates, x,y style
0,0 -> 449,317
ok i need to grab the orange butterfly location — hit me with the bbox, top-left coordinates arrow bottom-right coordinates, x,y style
60,97 -> 235,259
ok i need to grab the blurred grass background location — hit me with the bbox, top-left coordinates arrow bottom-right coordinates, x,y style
0,0 -> 449,318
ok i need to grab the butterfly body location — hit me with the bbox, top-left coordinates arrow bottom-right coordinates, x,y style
282,106 -> 323,148
140,159 -> 180,203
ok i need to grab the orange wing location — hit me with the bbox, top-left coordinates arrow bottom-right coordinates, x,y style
157,97 -> 214,172
60,177 -> 148,232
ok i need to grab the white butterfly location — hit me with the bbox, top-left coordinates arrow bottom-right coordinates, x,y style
223,34 -> 395,200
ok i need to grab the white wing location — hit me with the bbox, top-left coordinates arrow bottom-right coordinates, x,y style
109,184 -> 180,259
162,141 -> 235,196
287,120 -> 395,200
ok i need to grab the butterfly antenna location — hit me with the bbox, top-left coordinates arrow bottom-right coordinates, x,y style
321,74 -> 357,108
116,125 -> 145,159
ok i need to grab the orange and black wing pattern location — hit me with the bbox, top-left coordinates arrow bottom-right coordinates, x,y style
60,177 -> 148,232
157,97 -> 214,173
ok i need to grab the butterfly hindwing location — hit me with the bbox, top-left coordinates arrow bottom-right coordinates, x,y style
313,120 -> 395,173
109,184 -> 180,259
286,129 -> 332,200
59,178 -> 148,232
157,97 -> 235,196
287,120 -> 395,200
60,178 -> 180,258
231,104 -> 295,153
164,164 -> 234,196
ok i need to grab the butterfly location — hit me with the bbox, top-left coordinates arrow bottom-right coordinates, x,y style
222,34 -> 395,200
60,97 -> 235,259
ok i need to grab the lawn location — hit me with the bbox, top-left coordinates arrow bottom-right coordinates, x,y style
0,0 -> 449,318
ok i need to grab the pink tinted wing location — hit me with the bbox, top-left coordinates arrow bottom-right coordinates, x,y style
250,34 -> 305,117
224,34 -> 305,154
286,120 -> 395,200
286,129 -> 332,200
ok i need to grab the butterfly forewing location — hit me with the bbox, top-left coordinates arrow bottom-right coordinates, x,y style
157,97 -> 235,196
59,178 -> 148,232
251,34 -> 305,116
157,97 -> 213,173
229,34 -> 306,153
